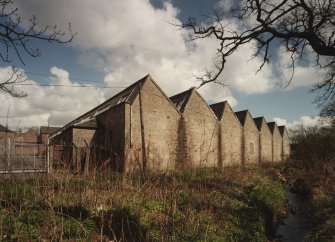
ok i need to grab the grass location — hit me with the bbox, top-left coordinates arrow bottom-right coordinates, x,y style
0,165 -> 286,241
281,159 -> 335,241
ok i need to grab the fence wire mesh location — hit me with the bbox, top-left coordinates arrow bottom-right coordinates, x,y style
0,138 -> 47,173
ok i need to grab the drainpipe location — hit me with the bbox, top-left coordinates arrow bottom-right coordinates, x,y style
138,83 -> 147,173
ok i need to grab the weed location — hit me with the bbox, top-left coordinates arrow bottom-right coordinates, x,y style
0,165 -> 286,241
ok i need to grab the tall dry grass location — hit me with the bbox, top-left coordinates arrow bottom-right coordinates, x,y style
0,166 -> 286,241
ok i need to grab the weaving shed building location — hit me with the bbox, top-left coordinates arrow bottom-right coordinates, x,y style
49,75 -> 290,173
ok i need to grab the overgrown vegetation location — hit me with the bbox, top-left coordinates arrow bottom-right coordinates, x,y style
287,125 -> 335,241
0,166 -> 286,241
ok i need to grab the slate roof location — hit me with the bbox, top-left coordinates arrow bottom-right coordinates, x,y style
278,126 -> 287,136
50,74 -> 182,139
40,126 -> 61,134
169,88 -> 194,113
253,117 -> 264,131
209,101 -> 227,120
0,124 -> 12,133
50,75 -> 149,138
234,110 -> 249,126
74,118 -> 97,129
267,122 -> 277,134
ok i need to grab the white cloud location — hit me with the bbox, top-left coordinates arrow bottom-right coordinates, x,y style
273,117 -> 287,126
1,0 -> 321,128
273,115 -> 324,130
0,66 -> 105,130
276,47 -> 325,89
14,0 -> 281,97
218,0 -> 235,12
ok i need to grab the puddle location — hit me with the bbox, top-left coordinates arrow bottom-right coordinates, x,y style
275,183 -> 313,242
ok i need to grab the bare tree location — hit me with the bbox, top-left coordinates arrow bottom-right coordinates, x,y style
0,0 -> 75,97
315,64 -> 335,127
182,0 -> 335,123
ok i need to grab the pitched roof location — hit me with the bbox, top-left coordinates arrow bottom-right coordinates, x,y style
40,126 -> 61,134
169,88 -> 194,113
50,74 -> 150,138
209,101 -> 227,120
267,122 -> 277,134
253,117 -> 265,131
0,124 -> 12,133
74,118 -> 97,129
278,125 -> 287,136
235,110 -> 249,126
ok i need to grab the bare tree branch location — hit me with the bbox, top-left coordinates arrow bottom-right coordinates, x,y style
0,66 -> 26,97
181,0 -> 335,124
0,0 -> 76,97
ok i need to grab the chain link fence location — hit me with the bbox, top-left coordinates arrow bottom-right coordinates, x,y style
0,138 -> 48,173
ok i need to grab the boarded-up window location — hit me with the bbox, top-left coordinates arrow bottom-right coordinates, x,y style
250,142 -> 254,154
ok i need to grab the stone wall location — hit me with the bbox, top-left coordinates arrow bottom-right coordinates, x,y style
182,91 -> 218,168
243,113 -> 260,164
271,124 -> 283,162
48,75 -> 290,173
220,104 -> 243,166
280,126 -> 290,161
259,120 -> 273,163
95,103 -> 126,172
124,79 -> 181,173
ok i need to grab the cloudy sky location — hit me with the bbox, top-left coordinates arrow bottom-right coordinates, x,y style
0,0 -> 325,130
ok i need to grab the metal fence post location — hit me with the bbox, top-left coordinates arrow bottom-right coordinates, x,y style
6,137 -> 11,171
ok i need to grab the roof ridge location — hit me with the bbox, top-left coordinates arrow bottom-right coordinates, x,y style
49,74 -> 150,138
235,110 -> 248,126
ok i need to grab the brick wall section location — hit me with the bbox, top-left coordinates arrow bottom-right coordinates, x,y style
72,128 -> 96,147
182,91 -> 218,168
39,134 -> 49,143
220,104 -> 243,166
124,79 -> 181,173
95,103 -> 126,172
259,119 -> 273,163
15,129 -> 37,143
50,128 -> 73,168
242,112 -> 260,164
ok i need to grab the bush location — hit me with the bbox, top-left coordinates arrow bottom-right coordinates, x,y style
290,126 -> 335,168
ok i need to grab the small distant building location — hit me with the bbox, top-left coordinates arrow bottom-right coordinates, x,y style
38,126 -> 61,143
278,126 -> 290,161
15,128 -> 37,143
267,122 -> 283,162
0,124 -> 14,143
235,110 -> 260,164
254,117 -> 273,163
210,101 -> 243,167
0,124 -> 15,161
170,88 -> 218,168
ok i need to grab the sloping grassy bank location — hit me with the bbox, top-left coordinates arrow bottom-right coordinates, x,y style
0,166 -> 286,241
